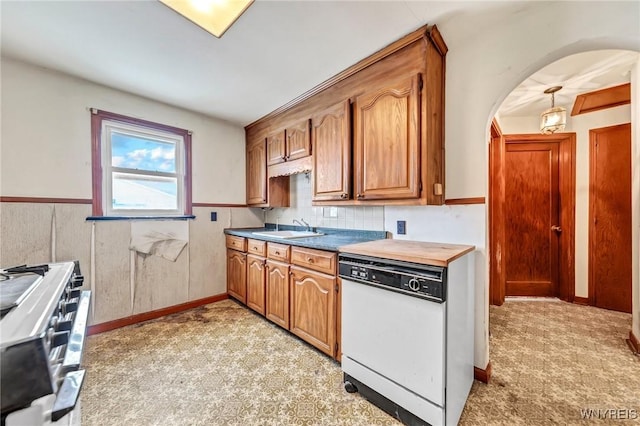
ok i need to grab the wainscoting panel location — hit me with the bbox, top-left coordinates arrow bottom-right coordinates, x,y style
93,221 -> 131,324
54,203 -> 92,291
0,202 -> 53,266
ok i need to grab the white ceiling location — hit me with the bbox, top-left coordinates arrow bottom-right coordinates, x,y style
499,49 -> 638,117
0,1 -> 636,126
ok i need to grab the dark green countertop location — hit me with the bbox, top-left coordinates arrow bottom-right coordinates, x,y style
224,224 -> 387,252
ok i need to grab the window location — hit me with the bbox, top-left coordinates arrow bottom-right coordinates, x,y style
91,109 -> 192,217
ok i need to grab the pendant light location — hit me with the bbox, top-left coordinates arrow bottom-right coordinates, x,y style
540,86 -> 566,134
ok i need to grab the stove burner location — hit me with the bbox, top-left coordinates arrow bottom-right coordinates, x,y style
3,264 -> 50,276
0,274 -> 41,318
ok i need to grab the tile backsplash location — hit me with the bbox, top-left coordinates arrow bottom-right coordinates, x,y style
265,174 -> 384,231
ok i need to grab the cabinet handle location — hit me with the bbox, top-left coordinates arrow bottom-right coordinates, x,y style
356,193 -> 364,199
340,193 -> 348,199
289,271 -> 293,275
253,247 -> 257,250
307,258 -> 314,263
275,251 -> 280,255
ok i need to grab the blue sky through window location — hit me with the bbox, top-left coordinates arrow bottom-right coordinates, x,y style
111,132 -> 176,173
110,132 -> 179,207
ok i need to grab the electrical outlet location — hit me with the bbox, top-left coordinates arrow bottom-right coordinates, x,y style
210,212 -> 217,221
323,207 -> 338,218
397,220 -> 406,235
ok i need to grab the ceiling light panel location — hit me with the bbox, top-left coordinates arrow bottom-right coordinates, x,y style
159,0 -> 253,38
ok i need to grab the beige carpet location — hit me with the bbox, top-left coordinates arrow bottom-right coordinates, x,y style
81,299 -> 639,425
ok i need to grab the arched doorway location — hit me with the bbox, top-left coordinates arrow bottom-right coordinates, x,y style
489,49 -> 637,312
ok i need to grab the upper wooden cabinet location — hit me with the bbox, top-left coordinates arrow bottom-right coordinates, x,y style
266,120 -> 311,166
266,130 -> 286,166
354,74 -> 421,201
285,119 -> 312,161
245,25 -> 447,206
246,137 -> 267,205
312,100 -> 351,201
247,132 -> 290,208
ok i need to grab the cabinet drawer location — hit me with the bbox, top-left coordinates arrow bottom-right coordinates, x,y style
226,235 -> 246,252
247,239 -> 266,256
267,242 -> 290,262
291,246 -> 336,275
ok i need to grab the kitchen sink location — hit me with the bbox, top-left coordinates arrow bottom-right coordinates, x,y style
252,230 -> 324,239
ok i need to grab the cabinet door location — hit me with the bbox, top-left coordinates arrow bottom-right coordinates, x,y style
267,130 -> 286,165
285,119 -> 311,161
312,100 -> 351,201
289,266 -> 336,357
266,260 -> 290,329
354,73 -> 421,200
246,137 -> 267,205
246,254 -> 266,315
226,249 -> 246,303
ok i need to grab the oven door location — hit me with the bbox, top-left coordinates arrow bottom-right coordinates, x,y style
341,279 -> 446,406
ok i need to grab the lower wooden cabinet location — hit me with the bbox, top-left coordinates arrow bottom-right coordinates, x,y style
289,266 -> 336,357
226,249 -> 247,303
266,259 -> 290,329
225,235 -> 341,360
246,254 -> 266,315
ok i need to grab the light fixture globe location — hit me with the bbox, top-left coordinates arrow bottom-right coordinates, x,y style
540,86 -> 566,134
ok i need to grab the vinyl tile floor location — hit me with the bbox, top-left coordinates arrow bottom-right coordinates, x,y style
81,299 -> 639,425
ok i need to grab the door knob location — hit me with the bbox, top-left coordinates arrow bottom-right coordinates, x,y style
551,225 -> 562,233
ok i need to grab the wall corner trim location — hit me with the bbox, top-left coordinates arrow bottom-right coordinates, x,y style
627,331 -> 640,355
572,296 -> 590,306
474,361 -> 492,383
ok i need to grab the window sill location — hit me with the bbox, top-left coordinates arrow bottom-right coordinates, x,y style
86,215 -> 196,221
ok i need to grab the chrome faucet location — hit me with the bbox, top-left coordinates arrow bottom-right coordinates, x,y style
293,218 -> 311,231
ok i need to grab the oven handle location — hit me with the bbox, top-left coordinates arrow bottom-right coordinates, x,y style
51,369 -> 85,422
62,291 -> 91,371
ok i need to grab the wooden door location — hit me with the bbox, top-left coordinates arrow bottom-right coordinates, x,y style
504,142 -> 560,297
285,119 -> 311,161
266,130 -> 286,165
289,266 -> 336,357
266,259 -> 290,329
246,254 -> 266,315
589,123 -> 632,313
246,137 -> 267,205
312,100 -> 351,201
354,74 -> 421,200
226,249 -> 246,303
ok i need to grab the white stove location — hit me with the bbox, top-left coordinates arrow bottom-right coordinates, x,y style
0,262 -> 90,426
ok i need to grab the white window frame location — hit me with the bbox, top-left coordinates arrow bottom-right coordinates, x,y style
101,120 -> 186,216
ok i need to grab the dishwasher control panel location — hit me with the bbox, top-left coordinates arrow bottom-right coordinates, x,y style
339,254 -> 446,303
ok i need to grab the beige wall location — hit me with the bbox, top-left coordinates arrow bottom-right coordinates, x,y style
0,57 -> 246,203
498,104 -> 632,299
0,59 -> 264,325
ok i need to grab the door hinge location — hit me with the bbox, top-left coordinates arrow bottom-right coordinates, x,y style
335,342 -> 339,354
335,283 -> 339,293
418,75 -> 424,91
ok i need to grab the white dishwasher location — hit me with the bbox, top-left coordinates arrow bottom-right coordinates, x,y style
339,241 -> 474,426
